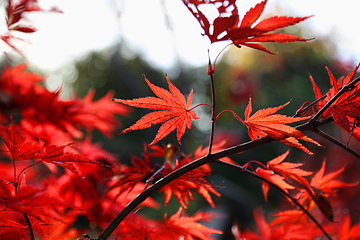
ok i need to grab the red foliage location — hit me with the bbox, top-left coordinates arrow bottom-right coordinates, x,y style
310,64 -> 360,137
182,0 -> 312,53
113,75 -> 199,145
239,97 -> 321,154
1,1 -> 360,240
2,0 -> 62,53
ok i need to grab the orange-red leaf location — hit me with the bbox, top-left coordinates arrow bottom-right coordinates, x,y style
310,64 -> 360,132
112,75 -> 199,145
163,207 -> 222,240
242,97 -> 321,154
267,150 -> 312,182
183,0 -> 312,53
256,167 -> 295,202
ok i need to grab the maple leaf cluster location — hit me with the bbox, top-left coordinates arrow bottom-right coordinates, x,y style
310,64 -> 360,140
182,0 -> 312,54
236,150 -> 358,239
0,64 -> 223,239
1,0 -> 360,239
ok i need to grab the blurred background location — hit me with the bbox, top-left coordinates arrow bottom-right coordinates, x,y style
1,0 -> 360,238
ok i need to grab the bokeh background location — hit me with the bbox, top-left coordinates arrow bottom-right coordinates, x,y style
1,0 -> 360,238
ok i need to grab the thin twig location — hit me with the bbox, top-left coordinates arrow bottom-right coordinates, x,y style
207,50 -> 216,156
215,159 -> 332,240
312,128 -> 360,159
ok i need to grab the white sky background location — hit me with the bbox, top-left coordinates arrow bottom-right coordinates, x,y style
1,0 -> 359,78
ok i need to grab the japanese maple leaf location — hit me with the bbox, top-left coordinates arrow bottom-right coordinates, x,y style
337,215 -> 360,240
0,123 -> 41,161
310,64 -> 360,132
38,143 -> 102,179
109,145 -> 153,199
0,178 -> 67,223
0,123 -> 102,178
161,207 -> 222,240
270,210 -> 307,229
158,155 -> 220,208
2,0 -> 62,53
0,219 -> 50,239
233,209 -> 318,240
267,150 -> 312,185
255,167 -> 294,202
183,0 -> 312,54
112,75 -> 199,145
0,64 -> 128,142
296,161 -> 357,221
239,97 -> 321,154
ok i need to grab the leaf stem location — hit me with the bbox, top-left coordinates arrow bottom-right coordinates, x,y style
188,103 -> 213,113
215,159 -> 332,240
214,109 -> 245,124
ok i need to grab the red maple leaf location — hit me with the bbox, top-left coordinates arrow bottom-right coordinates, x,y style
255,167 -> 295,202
238,97 -> 321,154
0,178 -> 67,223
151,148 -> 220,208
232,208 -> 319,240
108,144 -> 153,199
2,0 -> 62,53
296,161 -> 357,222
183,0 -> 312,54
112,75 -> 199,145
267,150 -> 312,185
337,215 -> 360,240
160,207 -> 222,240
0,123 -> 102,179
310,64 -> 360,133
0,64 -> 128,142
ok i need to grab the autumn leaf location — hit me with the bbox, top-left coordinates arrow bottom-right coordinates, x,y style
183,0 -> 312,54
150,147 -> 220,208
296,161 -> 357,222
255,167 -> 295,202
267,150 -> 312,185
161,207 -> 222,240
270,209 -> 306,229
112,75 -> 199,145
0,123 -> 41,161
0,178 -> 67,223
233,208 -> 320,240
0,123 -> 103,178
109,144 -> 153,199
239,97 -> 321,154
337,215 -> 360,240
310,64 -> 360,132
2,0 -> 62,53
